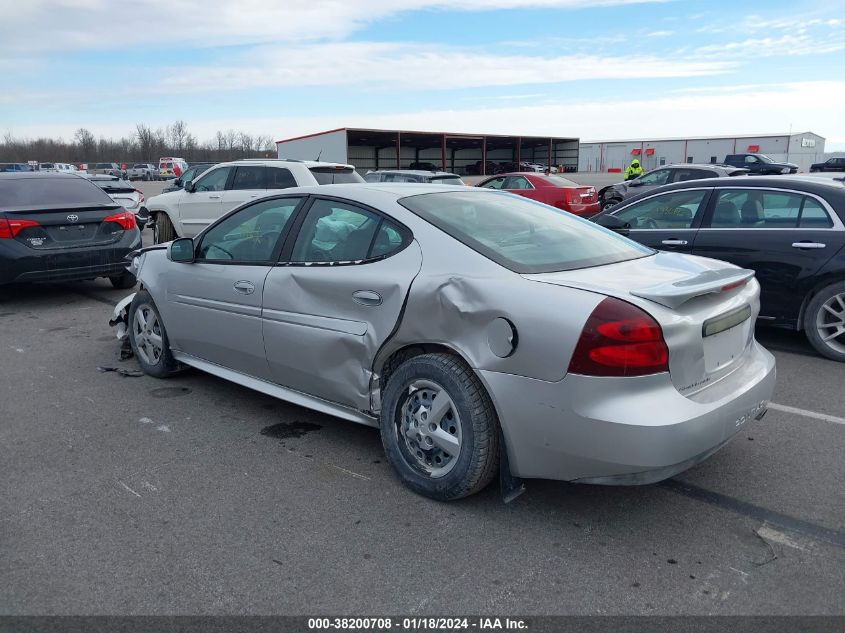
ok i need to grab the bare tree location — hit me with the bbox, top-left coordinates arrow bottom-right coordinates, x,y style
74,128 -> 97,161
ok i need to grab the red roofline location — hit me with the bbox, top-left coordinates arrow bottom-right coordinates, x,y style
276,128 -> 347,145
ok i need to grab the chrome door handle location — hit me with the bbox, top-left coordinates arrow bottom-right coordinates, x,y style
209,194 -> 222,199
352,290 -> 382,306
661,239 -> 688,246
792,242 -> 826,249
233,280 -> 255,295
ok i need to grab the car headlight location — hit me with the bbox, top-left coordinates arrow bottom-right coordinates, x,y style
781,167 -> 791,174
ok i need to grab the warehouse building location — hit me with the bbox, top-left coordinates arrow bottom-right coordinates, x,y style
276,128 -> 579,175
579,132 -> 826,173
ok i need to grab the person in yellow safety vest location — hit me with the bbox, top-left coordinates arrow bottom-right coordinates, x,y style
624,159 -> 644,181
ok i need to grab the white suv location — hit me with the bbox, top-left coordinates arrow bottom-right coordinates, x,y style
147,159 -> 364,244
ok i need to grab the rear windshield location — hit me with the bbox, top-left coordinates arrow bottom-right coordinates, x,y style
160,162 -> 173,168
91,179 -> 134,193
429,176 -> 464,186
544,175 -> 579,187
0,177 -> 117,210
399,191 -> 652,274
40,163 -> 54,169
309,167 -> 365,185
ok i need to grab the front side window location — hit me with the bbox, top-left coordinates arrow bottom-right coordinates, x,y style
230,166 -> 265,190
613,190 -> 708,229
194,166 -> 231,192
636,169 -> 671,186
400,191 -> 652,274
291,199 -> 382,263
197,197 -> 301,262
672,169 -> 712,182
364,173 -> 382,183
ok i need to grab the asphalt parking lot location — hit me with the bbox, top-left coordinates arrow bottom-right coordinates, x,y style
1,217 -> 843,615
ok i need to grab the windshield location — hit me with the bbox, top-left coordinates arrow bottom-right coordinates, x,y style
309,167 -> 365,185
40,163 -> 54,169
400,191 -> 652,274
0,177 -> 117,210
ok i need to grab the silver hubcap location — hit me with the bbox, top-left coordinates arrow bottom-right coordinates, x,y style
398,380 -> 462,478
816,292 -> 845,354
132,303 -> 164,365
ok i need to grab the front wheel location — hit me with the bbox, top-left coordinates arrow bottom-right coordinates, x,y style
380,353 -> 499,501
128,290 -> 180,378
602,198 -> 622,211
804,282 -> 845,362
153,213 -> 175,244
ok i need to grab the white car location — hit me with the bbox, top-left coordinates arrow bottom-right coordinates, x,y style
39,162 -> 79,174
147,159 -> 364,243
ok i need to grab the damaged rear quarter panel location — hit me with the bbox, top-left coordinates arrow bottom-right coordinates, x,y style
375,218 -> 603,383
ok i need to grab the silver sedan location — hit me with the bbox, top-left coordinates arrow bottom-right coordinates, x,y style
111,184 -> 776,501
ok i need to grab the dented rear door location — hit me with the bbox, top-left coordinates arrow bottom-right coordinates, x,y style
262,197 -> 422,411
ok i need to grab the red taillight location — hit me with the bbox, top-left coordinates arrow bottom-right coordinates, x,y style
103,210 -> 136,231
568,297 -> 669,377
0,217 -> 40,238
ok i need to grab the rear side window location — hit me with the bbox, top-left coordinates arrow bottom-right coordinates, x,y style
370,221 -> 405,257
708,190 -> 832,228
291,199 -> 380,262
230,166 -> 265,190
266,167 -> 296,189
309,167 -> 365,185
671,168 -> 712,182
0,177 -> 116,210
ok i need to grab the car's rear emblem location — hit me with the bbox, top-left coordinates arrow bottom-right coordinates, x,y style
67,214 -> 79,223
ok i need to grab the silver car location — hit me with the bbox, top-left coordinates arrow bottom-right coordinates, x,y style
111,184 -> 776,501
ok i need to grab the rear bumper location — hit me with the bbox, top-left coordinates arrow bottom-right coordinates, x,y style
0,230 -> 141,284
566,202 -> 601,217
480,340 -> 776,484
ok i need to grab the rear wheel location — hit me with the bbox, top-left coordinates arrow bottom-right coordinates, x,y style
109,271 -> 137,289
380,353 -> 499,501
153,213 -> 175,244
805,282 -> 845,362
128,290 -> 179,378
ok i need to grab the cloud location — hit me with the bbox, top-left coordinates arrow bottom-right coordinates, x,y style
646,30 -> 673,37
0,0 -> 674,54
154,42 -> 733,93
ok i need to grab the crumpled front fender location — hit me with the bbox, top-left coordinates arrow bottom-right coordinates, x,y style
109,293 -> 136,340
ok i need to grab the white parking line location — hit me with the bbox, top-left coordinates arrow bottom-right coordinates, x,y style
769,402 -> 845,426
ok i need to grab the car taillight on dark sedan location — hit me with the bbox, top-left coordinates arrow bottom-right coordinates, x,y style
568,297 -> 669,377
103,211 -> 137,231
0,217 -> 40,238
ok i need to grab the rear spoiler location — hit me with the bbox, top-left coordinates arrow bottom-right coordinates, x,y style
630,268 -> 755,308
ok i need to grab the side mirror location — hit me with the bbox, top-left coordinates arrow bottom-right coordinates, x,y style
594,215 -> 631,236
628,179 -> 642,187
169,238 -> 195,263
183,179 -> 194,192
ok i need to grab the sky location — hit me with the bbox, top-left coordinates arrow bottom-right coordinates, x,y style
2,0 -> 844,149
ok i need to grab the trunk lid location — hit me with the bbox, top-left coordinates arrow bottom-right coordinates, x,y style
524,251 -> 760,396
2,204 -> 127,250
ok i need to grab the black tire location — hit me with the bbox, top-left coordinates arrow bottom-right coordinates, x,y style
380,353 -> 499,501
128,290 -> 180,378
109,271 -> 137,289
154,213 -> 175,244
602,197 -> 622,211
804,281 -> 845,362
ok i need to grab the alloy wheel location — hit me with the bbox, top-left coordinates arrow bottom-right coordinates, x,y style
816,292 -> 845,355
132,304 -> 164,365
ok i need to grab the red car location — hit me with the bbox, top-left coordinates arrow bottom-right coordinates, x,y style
476,172 -> 600,216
